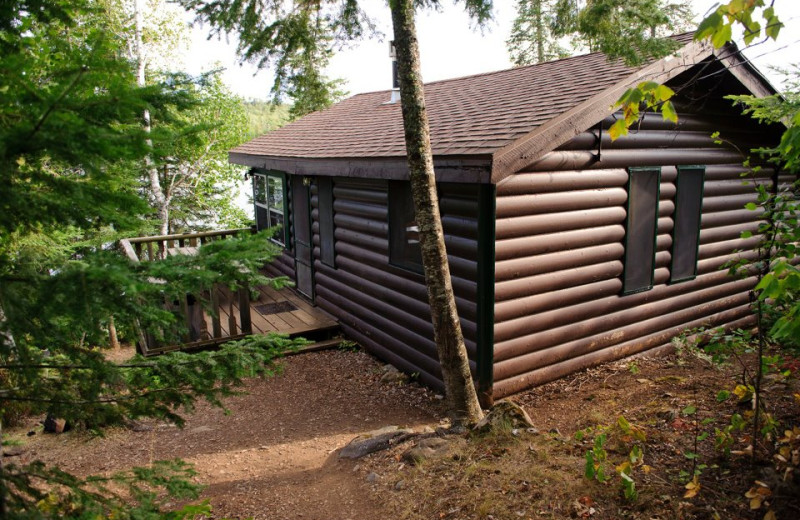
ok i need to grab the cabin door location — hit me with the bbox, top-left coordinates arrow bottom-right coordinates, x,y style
291,176 -> 314,300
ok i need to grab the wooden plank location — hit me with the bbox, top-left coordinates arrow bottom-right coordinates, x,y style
249,302 -> 290,332
273,310 -> 307,329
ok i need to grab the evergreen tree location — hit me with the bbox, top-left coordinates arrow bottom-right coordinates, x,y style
507,0 -> 571,66
550,0 -> 694,64
0,2 -> 303,517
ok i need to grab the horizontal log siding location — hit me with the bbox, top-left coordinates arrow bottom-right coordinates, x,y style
492,114 -> 773,399
311,178 -> 480,391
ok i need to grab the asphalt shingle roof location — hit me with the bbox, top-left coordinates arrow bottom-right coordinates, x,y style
231,50 -> 639,160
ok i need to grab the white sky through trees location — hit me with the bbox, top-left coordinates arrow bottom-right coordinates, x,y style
184,1 -> 800,102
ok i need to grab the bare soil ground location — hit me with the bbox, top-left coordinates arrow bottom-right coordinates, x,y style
360,352 -> 800,520
7,348 -> 446,519
7,346 -> 800,520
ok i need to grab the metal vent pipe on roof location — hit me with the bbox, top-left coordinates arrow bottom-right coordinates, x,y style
389,40 -> 400,103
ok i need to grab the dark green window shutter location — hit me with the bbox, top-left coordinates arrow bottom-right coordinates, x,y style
670,166 -> 705,283
622,167 -> 661,295
318,177 -> 335,268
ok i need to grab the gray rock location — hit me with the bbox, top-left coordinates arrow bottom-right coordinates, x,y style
2,445 -> 25,457
403,436 -> 467,465
125,420 -> 153,432
473,400 -> 534,434
394,479 -> 406,490
365,472 -> 379,483
380,365 -> 409,385
338,426 -> 413,459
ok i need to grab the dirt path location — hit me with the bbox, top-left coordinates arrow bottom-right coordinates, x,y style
10,349 -> 445,519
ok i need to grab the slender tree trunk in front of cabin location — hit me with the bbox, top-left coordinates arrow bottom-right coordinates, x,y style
0,419 -> 6,518
134,0 -> 169,236
0,298 -> 11,516
389,0 -> 484,427
108,314 -> 120,350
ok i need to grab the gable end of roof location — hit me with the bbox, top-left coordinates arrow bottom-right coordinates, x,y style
490,39 -> 716,183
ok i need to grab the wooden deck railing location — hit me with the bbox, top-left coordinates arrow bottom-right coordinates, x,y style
119,228 -> 252,263
119,228 -> 255,356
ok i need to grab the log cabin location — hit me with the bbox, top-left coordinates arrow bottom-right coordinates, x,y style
229,37 -> 783,404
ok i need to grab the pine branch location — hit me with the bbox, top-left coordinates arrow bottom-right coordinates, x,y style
28,65 -> 89,140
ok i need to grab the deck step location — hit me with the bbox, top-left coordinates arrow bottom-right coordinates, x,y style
287,338 -> 346,357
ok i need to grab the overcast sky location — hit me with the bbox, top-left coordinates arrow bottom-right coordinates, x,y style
185,0 -> 800,101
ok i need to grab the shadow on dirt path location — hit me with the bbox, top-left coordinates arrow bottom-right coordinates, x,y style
12,350 -> 445,519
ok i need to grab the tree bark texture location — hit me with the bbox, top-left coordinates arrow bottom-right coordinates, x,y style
135,0 -> 169,236
389,0 -> 484,426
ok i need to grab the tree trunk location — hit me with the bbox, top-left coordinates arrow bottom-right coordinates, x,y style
389,0 -> 484,427
134,0 -> 169,236
108,315 -> 120,350
534,0 -> 545,63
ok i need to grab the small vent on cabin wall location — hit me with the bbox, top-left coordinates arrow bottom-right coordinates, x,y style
254,301 -> 297,315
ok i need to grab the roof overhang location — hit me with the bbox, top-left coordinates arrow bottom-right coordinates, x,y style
229,152 -> 494,183
490,39 -> 716,183
489,39 -> 779,184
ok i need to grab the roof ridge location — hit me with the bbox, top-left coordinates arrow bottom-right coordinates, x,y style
348,48 -> 617,99
348,31 -> 697,99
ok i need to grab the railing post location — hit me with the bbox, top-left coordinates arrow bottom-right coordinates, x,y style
210,285 -> 222,338
238,283 -> 252,335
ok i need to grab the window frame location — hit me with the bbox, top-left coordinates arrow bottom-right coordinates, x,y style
669,165 -> 706,284
388,180 -> 424,275
621,166 -> 662,296
253,170 -> 289,247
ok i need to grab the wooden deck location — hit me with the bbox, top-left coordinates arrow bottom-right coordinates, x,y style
214,283 -> 338,340
119,229 -> 339,356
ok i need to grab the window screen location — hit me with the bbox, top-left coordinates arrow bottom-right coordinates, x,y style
670,166 -> 705,283
622,167 -> 661,295
317,177 -> 335,267
388,180 -> 423,274
253,172 -> 287,247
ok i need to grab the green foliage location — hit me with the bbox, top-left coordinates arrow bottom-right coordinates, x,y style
609,81 -> 676,140
244,101 -> 291,138
177,0 -> 360,113
696,0 -> 783,48
2,459 -> 205,520
507,0 -> 572,66
0,1 -> 303,517
551,0 -> 692,65
148,72 -> 253,231
577,416 -> 647,502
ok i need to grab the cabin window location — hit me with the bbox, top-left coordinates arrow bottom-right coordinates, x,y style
317,177 -> 335,268
670,165 -> 705,283
388,180 -> 423,274
622,167 -> 661,295
253,172 -> 287,247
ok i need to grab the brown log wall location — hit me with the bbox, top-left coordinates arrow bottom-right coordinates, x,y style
492,111 -> 775,399
310,177 -> 480,392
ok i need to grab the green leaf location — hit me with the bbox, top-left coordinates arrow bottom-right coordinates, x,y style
661,100 -> 678,123
695,12 -> 723,41
745,202 -> 759,211
609,119 -> 629,141
653,85 -> 675,103
712,24 -> 733,48
716,390 -> 731,402
682,405 -> 697,416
